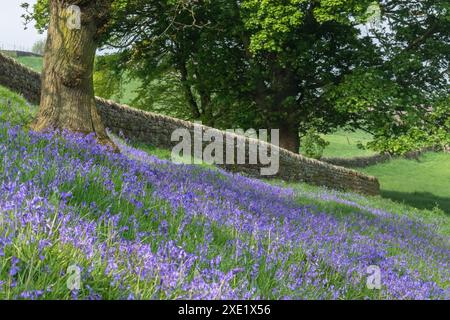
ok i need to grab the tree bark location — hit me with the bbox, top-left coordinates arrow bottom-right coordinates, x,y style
32,0 -> 116,150
178,59 -> 201,119
199,86 -> 214,127
272,60 -> 300,154
279,124 -> 300,153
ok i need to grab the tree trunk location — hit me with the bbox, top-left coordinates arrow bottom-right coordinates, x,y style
279,124 -> 300,153
199,87 -> 214,127
32,0 -> 116,150
178,59 -> 201,119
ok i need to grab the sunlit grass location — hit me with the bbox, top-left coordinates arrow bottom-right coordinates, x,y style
317,129 -> 377,158
16,56 -> 43,72
361,153 -> 450,213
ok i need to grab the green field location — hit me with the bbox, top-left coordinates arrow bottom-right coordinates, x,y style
16,56 -> 43,71
112,74 -> 141,105
361,153 -> 450,213
318,129 -> 377,158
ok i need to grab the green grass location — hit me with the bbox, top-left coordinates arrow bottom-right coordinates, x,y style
16,56 -> 43,72
316,129 -> 377,158
0,86 -> 37,126
361,153 -> 450,213
116,74 -> 141,105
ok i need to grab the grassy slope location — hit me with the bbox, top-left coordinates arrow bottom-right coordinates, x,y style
0,86 -> 36,126
0,83 -> 449,299
361,153 -> 450,213
16,56 -> 43,72
273,181 -> 449,236
1,82 -> 447,220
0,81 -> 447,223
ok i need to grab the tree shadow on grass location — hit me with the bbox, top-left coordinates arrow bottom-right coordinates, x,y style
381,190 -> 450,214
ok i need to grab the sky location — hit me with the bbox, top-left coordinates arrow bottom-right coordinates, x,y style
0,0 -> 46,52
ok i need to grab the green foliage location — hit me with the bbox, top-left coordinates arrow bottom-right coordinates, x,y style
21,0 -> 49,33
241,0 -> 373,52
93,55 -> 124,100
368,129 -> 435,155
365,95 -> 450,155
105,0 -> 254,128
241,0 -> 306,52
328,66 -> 449,154
312,0 -> 373,23
302,128 -> 330,159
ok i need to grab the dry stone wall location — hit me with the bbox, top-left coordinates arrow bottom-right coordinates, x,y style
322,146 -> 442,168
0,53 -> 41,105
0,52 -> 380,195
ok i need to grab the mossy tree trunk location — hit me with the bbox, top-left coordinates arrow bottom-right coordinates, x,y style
32,0 -> 116,149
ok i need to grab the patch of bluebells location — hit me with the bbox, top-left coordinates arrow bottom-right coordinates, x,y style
0,122 -> 449,299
